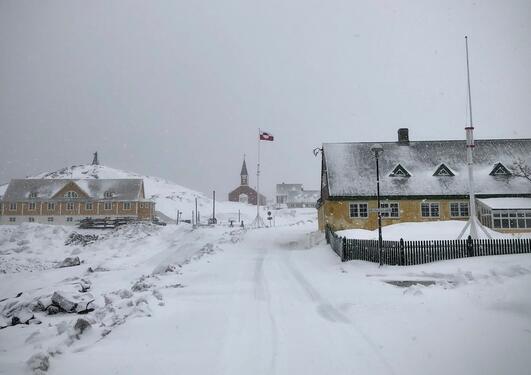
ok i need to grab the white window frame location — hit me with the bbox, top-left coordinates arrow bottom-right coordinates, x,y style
104,191 -> 114,198
9,217 -> 16,222
450,202 -> 469,218
47,217 -> 54,222
47,202 -> 55,211
29,192 -> 38,198
66,217 -> 73,222
66,202 -> 75,211
421,202 -> 440,218
104,202 -> 112,210
123,202 -> 132,210
349,202 -> 368,219
85,202 -> 93,210
64,191 -> 79,199
28,217 -> 35,222
380,202 -> 400,218
9,203 -> 17,211
28,202 -> 36,211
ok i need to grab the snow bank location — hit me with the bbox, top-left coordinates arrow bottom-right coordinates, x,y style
337,220 -> 528,240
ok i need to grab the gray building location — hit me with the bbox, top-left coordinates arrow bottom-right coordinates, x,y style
276,183 -> 319,208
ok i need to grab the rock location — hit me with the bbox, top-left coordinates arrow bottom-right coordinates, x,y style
51,292 -> 77,313
78,279 -> 91,293
28,318 -> 42,325
46,305 -> 60,315
117,289 -> 133,299
65,232 -> 98,247
74,318 -> 91,334
12,308 -> 34,325
27,353 -> 49,372
75,299 -> 95,314
131,278 -> 153,292
57,256 -> 81,268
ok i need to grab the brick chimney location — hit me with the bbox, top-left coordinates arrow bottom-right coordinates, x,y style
397,128 -> 409,144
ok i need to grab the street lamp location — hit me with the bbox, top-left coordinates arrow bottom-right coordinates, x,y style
371,144 -> 384,266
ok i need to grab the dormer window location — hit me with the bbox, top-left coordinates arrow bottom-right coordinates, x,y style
389,164 -> 411,178
64,191 -> 79,199
104,191 -> 114,198
433,164 -> 455,177
29,192 -> 38,199
489,162 -> 511,176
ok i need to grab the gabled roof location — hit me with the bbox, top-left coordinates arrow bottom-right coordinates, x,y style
389,164 -> 411,178
323,139 -> 531,197
433,163 -> 455,177
489,162 -> 512,176
2,179 -> 145,202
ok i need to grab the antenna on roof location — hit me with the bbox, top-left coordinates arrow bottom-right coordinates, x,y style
458,36 -> 491,240
92,152 -> 99,166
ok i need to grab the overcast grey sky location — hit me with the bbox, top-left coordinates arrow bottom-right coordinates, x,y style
1,0 -> 530,199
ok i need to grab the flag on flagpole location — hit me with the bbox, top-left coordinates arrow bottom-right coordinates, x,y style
259,131 -> 274,141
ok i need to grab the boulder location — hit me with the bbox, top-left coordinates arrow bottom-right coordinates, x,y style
74,318 -> 91,334
46,305 -> 60,315
75,299 -> 95,314
51,292 -> 77,313
27,353 -> 49,372
12,308 -> 34,325
57,256 -> 81,268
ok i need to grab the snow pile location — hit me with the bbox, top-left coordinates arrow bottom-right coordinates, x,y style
336,220 -> 530,240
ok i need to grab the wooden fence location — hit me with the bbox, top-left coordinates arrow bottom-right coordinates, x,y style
325,225 -> 531,265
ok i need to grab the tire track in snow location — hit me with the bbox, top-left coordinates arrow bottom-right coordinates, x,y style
254,253 -> 279,375
283,255 -> 396,375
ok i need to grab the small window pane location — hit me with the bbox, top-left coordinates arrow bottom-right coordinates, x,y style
359,204 -> 368,218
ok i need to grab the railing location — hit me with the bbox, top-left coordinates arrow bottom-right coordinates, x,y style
325,225 -> 531,265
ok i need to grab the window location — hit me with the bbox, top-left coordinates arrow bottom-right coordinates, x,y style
450,202 -> 469,217
28,202 -> 36,210
66,202 -> 75,211
66,217 -> 73,222
433,164 -> 455,177
104,191 -> 114,198
9,203 -> 17,211
349,203 -> 368,218
85,202 -> 93,210
381,202 -> 400,218
123,202 -> 131,210
47,202 -> 55,210
29,192 -> 38,198
389,164 -> 411,178
64,191 -> 79,198
489,163 -> 511,176
421,202 -> 440,217
139,203 -> 145,208
9,217 -> 16,222
493,210 -> 531,229
104,202 -> 112,210
28,217 -> 35,222
47,217 -> 54,222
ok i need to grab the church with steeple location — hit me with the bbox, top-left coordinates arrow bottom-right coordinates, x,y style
228,157 -> 266,205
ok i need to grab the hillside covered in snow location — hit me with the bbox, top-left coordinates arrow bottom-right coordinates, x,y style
0,164 -> 259,225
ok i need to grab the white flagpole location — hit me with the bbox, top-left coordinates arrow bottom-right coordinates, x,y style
257,128 -> 261,224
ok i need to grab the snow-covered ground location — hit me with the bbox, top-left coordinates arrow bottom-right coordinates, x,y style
337,220 -> 531,240
0,210 -> 530,375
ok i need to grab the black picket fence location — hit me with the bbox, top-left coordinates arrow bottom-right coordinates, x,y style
325,225 -> 531,265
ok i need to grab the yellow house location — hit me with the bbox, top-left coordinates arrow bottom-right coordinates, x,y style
0,178 -> 155,225
318,129 -> 531,232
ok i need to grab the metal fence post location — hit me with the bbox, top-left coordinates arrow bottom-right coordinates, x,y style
467,235 -> 474,257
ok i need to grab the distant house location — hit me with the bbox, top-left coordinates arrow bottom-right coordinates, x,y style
0,179 -> 155,225
276,183 -> 319,208
318,128 -> 531,232
228,158 -> 266,206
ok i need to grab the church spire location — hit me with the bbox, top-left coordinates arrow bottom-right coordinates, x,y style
240,156 -> 248,186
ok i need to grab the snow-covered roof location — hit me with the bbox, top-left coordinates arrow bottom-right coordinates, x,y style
287,190 -> 320,203
276,183 -> 303,196
2,179 -> 145,202
323,139 -> 531,197
477,198 -> 531,210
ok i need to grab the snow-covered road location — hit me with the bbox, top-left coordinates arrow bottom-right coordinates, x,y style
48,222 -> 531,375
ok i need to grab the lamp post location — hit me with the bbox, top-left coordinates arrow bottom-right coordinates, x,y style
371,144 -> 384,266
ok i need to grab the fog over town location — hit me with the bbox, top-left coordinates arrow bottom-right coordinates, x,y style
1,0 -> 530,198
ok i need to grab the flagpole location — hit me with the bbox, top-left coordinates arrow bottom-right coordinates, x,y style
256,128 -> 261,227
